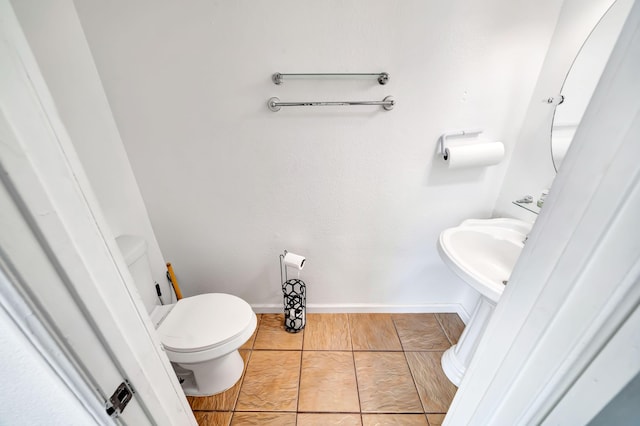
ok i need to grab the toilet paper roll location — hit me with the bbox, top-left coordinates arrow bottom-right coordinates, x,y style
283,252 -> 306,270
443,142 -> 505,169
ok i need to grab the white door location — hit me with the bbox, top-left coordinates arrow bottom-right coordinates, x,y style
0,182 -> 146,424
0,1 -> 195,424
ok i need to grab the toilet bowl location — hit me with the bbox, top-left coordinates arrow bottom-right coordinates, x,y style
116,235 -> 256,396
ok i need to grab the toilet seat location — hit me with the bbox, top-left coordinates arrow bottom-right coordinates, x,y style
158,293 -> 255,354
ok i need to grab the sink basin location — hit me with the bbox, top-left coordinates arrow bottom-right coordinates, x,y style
438,217 -> 533,386
438,218 -> 532,302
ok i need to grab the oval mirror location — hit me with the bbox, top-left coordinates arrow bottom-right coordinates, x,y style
551,0 -> 633,172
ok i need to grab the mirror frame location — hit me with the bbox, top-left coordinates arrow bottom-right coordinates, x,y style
550,0 -> 633,172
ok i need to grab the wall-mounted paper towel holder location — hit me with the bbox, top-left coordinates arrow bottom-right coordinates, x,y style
439,129 -> 483,160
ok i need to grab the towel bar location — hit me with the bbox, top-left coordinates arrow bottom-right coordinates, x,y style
267,96 -> 395,112
272,72 -> 389,85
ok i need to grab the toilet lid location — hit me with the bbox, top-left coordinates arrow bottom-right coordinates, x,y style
157,293 -> 254,353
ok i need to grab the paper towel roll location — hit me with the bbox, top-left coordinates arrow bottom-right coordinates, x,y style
283,252 -> 306,270
443,142 -> 504,169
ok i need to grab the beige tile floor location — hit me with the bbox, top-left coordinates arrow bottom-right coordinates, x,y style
188,313 -> 464,426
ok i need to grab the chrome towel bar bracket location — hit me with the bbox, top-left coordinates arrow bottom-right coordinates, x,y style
267,96 -> 395,112
272,72 -> 389,85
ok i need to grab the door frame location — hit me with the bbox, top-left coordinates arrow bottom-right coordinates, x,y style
0,1 -> 195,424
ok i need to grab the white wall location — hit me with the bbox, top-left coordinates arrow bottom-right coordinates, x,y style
10,0 -> 173,301
0,307 -> 99,426
493,0 -> 620,219
72,0 -> 562,314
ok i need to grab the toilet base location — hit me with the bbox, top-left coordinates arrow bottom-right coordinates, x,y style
176,349 -> 244,396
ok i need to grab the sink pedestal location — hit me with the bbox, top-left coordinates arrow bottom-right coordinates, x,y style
442,296 -> 495,386
437,217 -> 532,386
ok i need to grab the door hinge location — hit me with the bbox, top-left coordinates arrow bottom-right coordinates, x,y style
105,380 -> 134,418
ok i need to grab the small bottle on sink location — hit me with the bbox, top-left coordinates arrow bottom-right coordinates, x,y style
537,189 -> 549,208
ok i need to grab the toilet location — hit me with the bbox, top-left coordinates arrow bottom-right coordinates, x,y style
116,235 -> 257,396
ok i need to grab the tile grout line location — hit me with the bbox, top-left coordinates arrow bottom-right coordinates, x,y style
434,313 -> 454,346
229,349 -> 252,420
403,348 -> 429,416
230,313 -> 262,423
346,314 -> 364,422
294,317 -> 305,425
391,315 -> 429,415
391,313 -> 408,352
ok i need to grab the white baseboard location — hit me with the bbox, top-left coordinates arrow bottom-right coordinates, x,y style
250,303 -> 471,324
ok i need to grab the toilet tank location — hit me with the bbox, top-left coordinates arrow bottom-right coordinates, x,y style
115,235 -> 158,314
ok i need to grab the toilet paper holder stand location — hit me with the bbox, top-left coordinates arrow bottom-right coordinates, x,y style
279,250 -> 307,333
439,129 -> 484,159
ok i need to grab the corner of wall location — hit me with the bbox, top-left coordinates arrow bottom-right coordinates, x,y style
11,0 -> 171,297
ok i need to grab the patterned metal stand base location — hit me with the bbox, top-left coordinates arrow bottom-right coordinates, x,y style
282,278 -> 306,333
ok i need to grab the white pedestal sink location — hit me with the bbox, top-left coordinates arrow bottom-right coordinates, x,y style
438,218 -> 532,386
